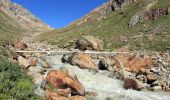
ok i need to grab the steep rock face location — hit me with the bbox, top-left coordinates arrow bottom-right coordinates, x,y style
109,0 -> 136,11
0,0 -> 52,32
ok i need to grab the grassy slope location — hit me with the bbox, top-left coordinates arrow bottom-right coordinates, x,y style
0,9 -> 41,99
0,8 -> 24,45
38,0 -> 170,52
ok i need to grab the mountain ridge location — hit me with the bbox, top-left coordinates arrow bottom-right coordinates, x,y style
37,0 -> 170,52
0,0 -> 53,32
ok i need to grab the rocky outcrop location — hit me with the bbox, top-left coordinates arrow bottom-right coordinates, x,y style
147,7 -> 169,20
46,70 -> 85,96
75,36 -> 104,51
109,0 -> 136,11
62,52 -> 98,70
129,7 -> 169,27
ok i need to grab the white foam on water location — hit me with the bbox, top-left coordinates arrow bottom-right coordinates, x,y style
46,55 -> 170,100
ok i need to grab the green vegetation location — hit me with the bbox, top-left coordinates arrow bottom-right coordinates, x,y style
38,0 -> 170,52
0,8 -> 41,99
0,56 -> 41,100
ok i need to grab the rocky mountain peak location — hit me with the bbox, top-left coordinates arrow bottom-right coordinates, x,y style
0,0 -> 53,32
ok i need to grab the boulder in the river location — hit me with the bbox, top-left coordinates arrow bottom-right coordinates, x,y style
114,54 -> 154,73
98,57 -> 120,71
75,35 -> 104,51
123,78 -> 143,90
64,52 -> 98,70
15,42 -> 27,50
47,70 -> 85,96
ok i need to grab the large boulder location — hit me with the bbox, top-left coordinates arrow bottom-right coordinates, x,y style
75,35 -> 103,51
46,70 -> 85,96
114,54 -> 154,73
62,52 -> 98,70
118,54 -> 153,72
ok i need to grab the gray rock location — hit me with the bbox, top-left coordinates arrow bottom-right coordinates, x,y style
128,15 -> 142,27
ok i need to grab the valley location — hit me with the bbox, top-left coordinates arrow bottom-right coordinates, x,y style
0,0 -> 170,100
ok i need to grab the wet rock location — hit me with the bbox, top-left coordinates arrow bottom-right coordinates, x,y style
146,74 -> 157,83
114,54 -> 154,73
98,57 -> 119,71
68,52 -> 98,70
123,78 -> 143,90
75,35 -> 103,51
60,67 -> 79,82
47,70 -> 85,96
18,56 -> 30,69
15,42 -> 27,50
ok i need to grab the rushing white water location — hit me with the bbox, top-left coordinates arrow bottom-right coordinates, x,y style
45,55 -> 170,100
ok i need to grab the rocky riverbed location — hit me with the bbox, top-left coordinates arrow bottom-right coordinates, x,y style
9,36 -> 170,100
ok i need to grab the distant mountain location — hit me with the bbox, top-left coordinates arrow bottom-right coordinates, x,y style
0,0 -> 52,32
38,0 -> 170,52
0,0 -> 53,45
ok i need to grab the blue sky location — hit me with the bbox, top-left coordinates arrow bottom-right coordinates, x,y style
12,0 -> 107,28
